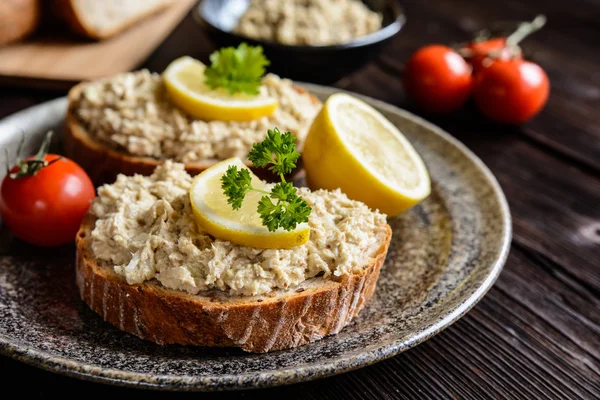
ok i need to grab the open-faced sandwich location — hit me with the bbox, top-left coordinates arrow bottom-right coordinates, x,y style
0,59 -> 431,352
50,44 -> 430,353
75,130 -> 392,353
64,44 -> 321,184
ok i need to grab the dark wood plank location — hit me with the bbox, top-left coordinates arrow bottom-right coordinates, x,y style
394,248 -> 600,400
468,138 -> 600,292
1,0 -> 600,398
344,64 -> 600,295
2,246 -> 599,399
142,12 -> 216,73
0,87 -> 57,120
378,0 -> 600,171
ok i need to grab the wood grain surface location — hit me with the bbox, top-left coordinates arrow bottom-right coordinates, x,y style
1,0 -> 599,398
0,0 -> 197,86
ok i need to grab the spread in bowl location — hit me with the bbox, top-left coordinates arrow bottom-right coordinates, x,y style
234,0 -> 383,46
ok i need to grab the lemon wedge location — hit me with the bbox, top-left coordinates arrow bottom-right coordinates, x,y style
303,93 -> 431,216
189,158 -> 310,249
163,56 -> 278,122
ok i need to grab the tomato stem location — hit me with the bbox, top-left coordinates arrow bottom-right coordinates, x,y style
6,131 -> 61,179
457,15 -> 546,65
506,15 -> 546,47
35,129 -> 53,160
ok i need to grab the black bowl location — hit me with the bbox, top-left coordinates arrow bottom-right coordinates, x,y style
193,0 -> 405,84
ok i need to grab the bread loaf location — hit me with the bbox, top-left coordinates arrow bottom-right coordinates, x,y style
54,0 -> 174,40
0,0 -> 40,46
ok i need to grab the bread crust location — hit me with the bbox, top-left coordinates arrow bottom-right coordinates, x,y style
64,81 -> 321,185
53,0 -> 173,40
0,0 -> 40,46
75,214 -> 391,353
64,82 -> 217,185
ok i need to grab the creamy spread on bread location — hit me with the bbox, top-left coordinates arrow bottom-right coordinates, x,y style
89,162 -> 387,296
234,0 -> 382,46
74,70 -> 320,163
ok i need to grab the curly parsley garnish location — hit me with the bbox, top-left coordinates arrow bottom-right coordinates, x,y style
220,128 -> 311,232
204,43 -> 269,95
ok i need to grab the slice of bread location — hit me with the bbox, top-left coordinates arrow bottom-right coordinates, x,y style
0,0 -> 40,46
64,80 -> 321,185
75,214 -> 392,353
64,82 -> 218,185
54,0 -> 173,40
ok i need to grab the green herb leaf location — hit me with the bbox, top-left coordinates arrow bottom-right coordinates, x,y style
220,128 -> 311,233
204,43 -> 269,95
248,128 -> 300,177
258,189 -> 311,231
220,165 -> 252,210
256,195 -> 282,232
257,183 -> 311,232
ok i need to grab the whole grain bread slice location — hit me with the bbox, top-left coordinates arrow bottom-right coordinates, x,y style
64,80 -> 321,185
75,214 -> 391,353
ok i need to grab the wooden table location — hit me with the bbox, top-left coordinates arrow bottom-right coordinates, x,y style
1,0 -> 598,398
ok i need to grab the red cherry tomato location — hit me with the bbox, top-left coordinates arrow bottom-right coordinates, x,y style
404,45 -> 473,114
473,59 -> 549,124
0,155 -> 95,246
464,37 -> 521,73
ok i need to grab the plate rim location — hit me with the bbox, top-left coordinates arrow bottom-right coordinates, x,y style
0,87 -> 512,391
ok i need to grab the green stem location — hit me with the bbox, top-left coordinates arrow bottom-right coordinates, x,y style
458,15 -> 546,61
35,131 -> 53,160
249,186 -> 272,196
4,148 -> 10,176
506,15 -> 546,47
6,130 -> 59,179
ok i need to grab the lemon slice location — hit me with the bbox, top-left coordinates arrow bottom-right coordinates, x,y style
189,158 -> 310,249
303,93 -> 431,216
163,56 -> 278,122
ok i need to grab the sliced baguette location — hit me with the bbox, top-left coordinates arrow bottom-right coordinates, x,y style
64,80 -> 321,185
75,214 -> 391,353
54,0 -> 173,40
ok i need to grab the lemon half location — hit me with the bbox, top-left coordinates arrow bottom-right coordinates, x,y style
303,93 -> 431,216
163,56 -> 278,122
190,158 -> 310,249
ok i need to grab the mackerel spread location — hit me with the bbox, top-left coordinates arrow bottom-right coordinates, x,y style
75,71 -> 320,163
89,162 -> 388,296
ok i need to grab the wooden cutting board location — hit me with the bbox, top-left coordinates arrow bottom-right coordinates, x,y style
0,0 -> 198,89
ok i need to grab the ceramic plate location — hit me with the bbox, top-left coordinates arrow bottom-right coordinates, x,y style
0,84 -> 511,391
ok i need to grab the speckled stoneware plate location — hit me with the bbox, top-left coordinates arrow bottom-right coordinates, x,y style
0,84 -> 511,391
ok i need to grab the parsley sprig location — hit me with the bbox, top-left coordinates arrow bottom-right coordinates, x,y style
204,43 -> 269,95
220,128 -> 311,232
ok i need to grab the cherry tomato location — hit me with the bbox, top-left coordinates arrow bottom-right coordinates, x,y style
463,37 -> 521,73
0,154 -> 95,246
473,59 -> 549,124
404,45 -> 473,114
